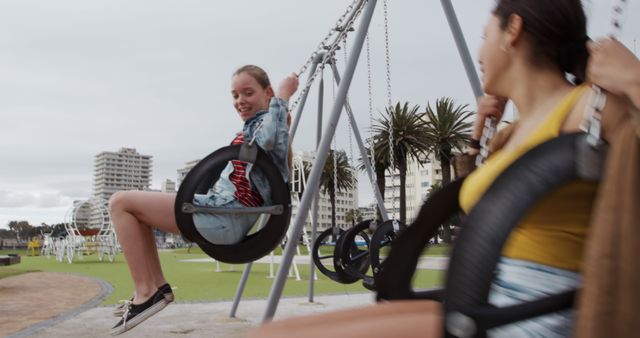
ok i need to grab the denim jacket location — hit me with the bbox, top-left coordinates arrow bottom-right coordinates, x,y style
197,97 -> 289,207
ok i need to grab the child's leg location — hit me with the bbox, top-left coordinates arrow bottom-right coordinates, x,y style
109,191 -> 179,304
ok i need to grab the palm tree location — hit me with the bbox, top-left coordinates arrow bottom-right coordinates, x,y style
344,208 -> 363,226
372,102 -> 430,224
319,149 -> 357,232
423,97 -> 473,242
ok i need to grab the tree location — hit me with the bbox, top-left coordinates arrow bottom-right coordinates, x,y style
7,220 -> 34,243
423,97 -> 473,242
319,150 -> 356,234
0,229 -> 14,239
344,208 -> 363,226
425,181 -> 443,244
425,181 -> 443,200
372,102 -> 430,224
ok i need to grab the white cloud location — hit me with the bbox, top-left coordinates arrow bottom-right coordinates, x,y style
0,190 -> 73,209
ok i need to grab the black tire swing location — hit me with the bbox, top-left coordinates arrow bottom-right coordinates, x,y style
334,219 -> 376,289
311,227 -> 348,283
368,219 -> 407,278
174,143 -> 291,264
311,227 -> 367,284
376,133 -> 607,337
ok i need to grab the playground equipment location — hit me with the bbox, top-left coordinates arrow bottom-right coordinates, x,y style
57,197 -> 119,264
41,232 -> 55,258
26,236 -> 42,256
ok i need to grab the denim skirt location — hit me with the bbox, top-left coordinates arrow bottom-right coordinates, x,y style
488,257 -> 581,338
191,193 -> 259,245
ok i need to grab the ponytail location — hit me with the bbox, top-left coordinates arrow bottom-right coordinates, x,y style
559,36 -> 590,84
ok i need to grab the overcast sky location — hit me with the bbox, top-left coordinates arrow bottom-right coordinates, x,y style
0,0 -> 638,229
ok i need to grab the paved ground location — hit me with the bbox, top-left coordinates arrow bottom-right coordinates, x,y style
1,272 -> 106,338
18,292 -> 375,338
181,255 -> 449,270
1,271 -> 376,338
2,256 -> 448,337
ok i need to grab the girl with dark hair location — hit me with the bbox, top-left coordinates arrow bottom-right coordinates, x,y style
108,65 -> 298,335
250,0 -> 640,337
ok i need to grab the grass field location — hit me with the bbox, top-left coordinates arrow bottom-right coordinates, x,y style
0,247 -> 444,305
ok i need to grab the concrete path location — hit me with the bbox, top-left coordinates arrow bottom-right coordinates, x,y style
24,293 -> 376,338
3,256 -> 447,338
1,272 -> 107,338
180,255 -> 450,270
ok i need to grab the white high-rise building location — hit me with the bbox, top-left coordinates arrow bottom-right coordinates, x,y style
359,203 -> 377,222
384,153 -> 443,224
291,150 -> 359,233
93,147 -> 153,202
177,159 -> 200,188
161,179 -> 176,193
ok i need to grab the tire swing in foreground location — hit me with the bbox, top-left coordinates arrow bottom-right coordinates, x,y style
174,143 -> 292,264
376,132 -> 606,338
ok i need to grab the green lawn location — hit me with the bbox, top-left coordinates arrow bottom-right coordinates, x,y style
0,248 -> 443,305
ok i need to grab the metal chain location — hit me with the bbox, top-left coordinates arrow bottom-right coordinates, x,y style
364,32 -> 383,224
330,73 -> 340,229
382,0 -> 397,220
475,117 -> 496,166
342,39 -> 359,220
295,0 -> 361,78
365,33 -> 377,176
383,0 -> 393,109
290,0 -> 368,113
584,0 -> 629,147
333,139 -> 339,225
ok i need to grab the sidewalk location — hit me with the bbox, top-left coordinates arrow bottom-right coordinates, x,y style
4,255 -> 448,337
20,293 -> 376,338
180,255 -> 450,270
1,272 -> 106,338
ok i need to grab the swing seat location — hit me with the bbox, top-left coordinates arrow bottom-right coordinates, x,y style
175,143 -> 291,264
312,227 -> 369,284
333,219 -> 375,289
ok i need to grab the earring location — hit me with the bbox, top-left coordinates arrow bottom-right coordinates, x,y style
500,44 -> 510,53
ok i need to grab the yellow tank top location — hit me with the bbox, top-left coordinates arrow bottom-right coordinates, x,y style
459,85 -> 596,272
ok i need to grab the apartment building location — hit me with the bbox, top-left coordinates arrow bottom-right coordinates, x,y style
384,153 -> 443,224
290,151 -> 359,233
177,159 -> 200,188
93,147 -> 152,202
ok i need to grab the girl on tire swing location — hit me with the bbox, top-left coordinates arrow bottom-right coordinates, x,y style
108,65 -> 298,335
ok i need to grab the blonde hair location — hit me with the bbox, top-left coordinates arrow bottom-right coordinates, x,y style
233,65 -> 272,89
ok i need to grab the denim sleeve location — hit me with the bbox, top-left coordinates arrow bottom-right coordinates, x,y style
253,97 -> 288,151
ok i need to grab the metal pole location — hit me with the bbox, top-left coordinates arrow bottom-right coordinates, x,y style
329,62 -> 389,221
228,215 -> 270,317
440,0 -> 483,98
289,53 -> 324,144
229,262 -> 252,317
308,67 -> 325,303
262,0 -> 378,322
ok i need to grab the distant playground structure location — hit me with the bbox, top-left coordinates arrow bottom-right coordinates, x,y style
42,197 -> 119,263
